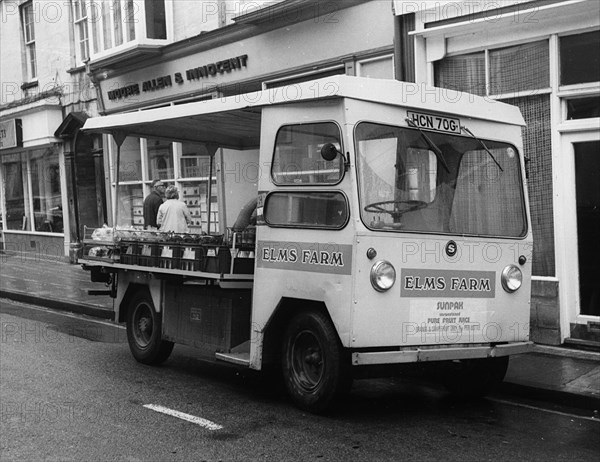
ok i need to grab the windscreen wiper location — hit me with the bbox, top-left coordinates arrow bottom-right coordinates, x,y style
405,118 -> 450,173
461,126 -> 503,172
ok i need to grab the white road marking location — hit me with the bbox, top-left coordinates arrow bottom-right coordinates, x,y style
489,397 -> 600,422
143,404 -> 223,430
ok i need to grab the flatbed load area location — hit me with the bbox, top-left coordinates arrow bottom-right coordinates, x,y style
80,225 -> 255,281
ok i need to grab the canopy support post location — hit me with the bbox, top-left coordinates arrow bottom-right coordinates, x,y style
111,131 -> 127,229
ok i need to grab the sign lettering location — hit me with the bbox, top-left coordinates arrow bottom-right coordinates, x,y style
401,269 -> 495,298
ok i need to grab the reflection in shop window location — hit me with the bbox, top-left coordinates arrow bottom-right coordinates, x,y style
179,142 -> 218,232
117,184 -> 144,227
147,138 -> 173,180
31,149 -> 63,233
179,143 -> 212,179
3,159 -> 28,230
112,136 -> 142,182
2,149 -> 63,233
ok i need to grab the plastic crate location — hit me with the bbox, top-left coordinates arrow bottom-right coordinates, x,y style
120,240 -> 139,265
158,244 -> 182,269
138,243 -> 159,267
205,246 -> 232,274
179,244 -> 207,272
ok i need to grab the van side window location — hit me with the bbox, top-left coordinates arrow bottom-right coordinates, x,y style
264,192 -> 349,229
272,122 -> 344,185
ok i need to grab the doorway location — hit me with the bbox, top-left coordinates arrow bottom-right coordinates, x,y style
560,132 -> 600,344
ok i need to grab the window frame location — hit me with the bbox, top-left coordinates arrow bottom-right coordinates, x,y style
263,190 -> 350,230
354,120 -> 528,239
87,0 -> 172,61
270,120 -> 346,187
72,0 -> 90,63
434,40 -> 552,100
21,1 -> 37,80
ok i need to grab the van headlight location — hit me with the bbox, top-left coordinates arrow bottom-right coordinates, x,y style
370,260 -> 396,292
501,265 -> 522,293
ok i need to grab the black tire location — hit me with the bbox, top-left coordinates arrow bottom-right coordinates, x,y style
126,291 -> 174,365
440,356 -> 509,398
282,310 -> 352,413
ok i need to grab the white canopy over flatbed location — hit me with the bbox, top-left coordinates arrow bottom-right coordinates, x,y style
82,76 -> 525,146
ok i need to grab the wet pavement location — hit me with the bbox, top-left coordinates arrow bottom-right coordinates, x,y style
1,250 -> 598,411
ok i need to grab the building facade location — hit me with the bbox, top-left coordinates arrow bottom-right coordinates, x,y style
0,0 -> 105,260
82,0 -> 397,235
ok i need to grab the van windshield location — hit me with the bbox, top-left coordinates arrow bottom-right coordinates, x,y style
355,122 -> 527,237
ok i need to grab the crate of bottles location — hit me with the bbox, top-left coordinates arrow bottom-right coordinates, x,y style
179,244 -> 207,272
138,242 -> 160,267
158,244 -> 182,269
120,240 -> 139,265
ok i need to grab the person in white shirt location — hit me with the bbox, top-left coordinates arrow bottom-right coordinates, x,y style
156,186 -> 193,233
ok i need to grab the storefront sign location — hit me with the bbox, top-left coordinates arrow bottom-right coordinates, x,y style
0,119 -> 22,150
106,54 -> 249,102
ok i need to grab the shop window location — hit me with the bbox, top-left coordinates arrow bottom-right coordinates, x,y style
113,137 -> 142,182
264,192 -> 349,229
489,41 -> 549,95
147,138 -> 173,180
181,180 -> 218,233
21,2 -> 37,80
567,96 -> 600,120
179,142 -> 218,233
116,183 -> 143,227
272,122 -> 344,185
31,151 -> 63,233
2,149 -> 64,233
560,31 -> 600,86
3,158 -> 28,230
71,0 -> 90,62
179,143 -> 213,178
501,94 -> 554,277
434,52 -> 485,96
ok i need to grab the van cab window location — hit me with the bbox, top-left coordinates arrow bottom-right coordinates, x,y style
264,192 -> 348,229
272,122 -> 344,185
356,122 -> 526,237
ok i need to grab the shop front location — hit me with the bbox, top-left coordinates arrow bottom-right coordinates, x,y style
87,1 -> 396,236
0,106 -> 69,259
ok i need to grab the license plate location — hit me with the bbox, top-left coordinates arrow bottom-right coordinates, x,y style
407,111 -> 461,134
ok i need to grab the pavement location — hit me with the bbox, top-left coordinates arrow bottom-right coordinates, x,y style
1,250 -> 599,412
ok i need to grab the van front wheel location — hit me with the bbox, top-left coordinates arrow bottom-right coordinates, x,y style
282,310 -> 351,413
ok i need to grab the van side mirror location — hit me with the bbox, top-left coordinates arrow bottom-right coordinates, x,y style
321,143 -> 340,161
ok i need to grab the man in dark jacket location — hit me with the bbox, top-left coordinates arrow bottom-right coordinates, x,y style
143,179 -> 165,229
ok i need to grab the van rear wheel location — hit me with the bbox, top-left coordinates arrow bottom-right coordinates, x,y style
440,356 -> 509,398
282,310 -> 352,413
126,292 -> 174,365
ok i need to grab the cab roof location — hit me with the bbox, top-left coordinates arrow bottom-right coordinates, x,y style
82,75 -> 525,148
